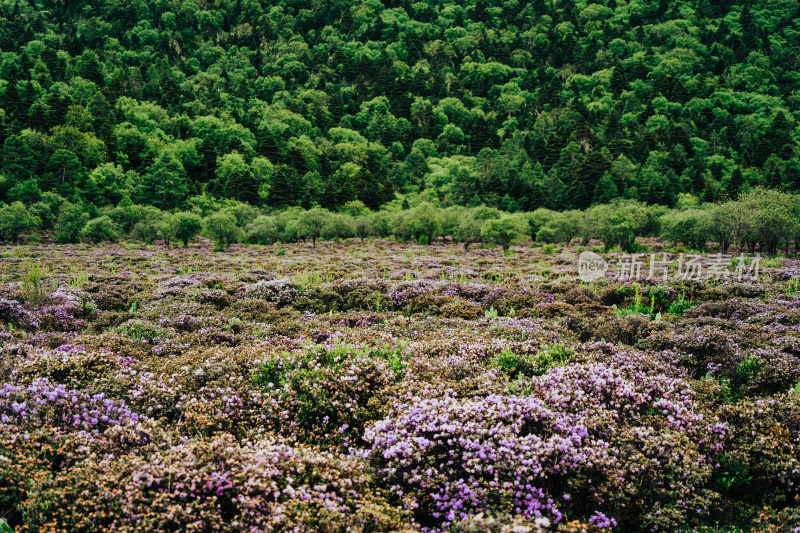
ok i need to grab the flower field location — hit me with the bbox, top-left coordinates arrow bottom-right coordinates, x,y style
1,240 -> 799,532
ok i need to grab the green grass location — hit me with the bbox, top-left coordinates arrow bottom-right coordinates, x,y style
496,343 -> 575,381
22,261 -> 48,304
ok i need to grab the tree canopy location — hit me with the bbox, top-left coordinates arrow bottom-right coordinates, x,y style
0,0 -> 796,214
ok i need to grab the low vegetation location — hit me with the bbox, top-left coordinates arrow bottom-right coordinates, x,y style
0,239 -> 799,531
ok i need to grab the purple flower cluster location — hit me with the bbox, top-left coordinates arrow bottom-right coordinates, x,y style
365,394 -> 608,531
94,434 -> 408,532
31,303 -> 89,332
0,298 -> 36,329
0,378 -> 147,434
239,278 -> 299,306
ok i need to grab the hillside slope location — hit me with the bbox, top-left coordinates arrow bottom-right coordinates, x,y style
0,0 -> 798,211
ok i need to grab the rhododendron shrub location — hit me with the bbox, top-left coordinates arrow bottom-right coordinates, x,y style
525,362 -> 727,530
365,357 -> 731,531
0,379 -> 155,517
1,241 -> 800,531
365,394 -> 612,531
16,435 -> 410,533
254,343 -> 404,447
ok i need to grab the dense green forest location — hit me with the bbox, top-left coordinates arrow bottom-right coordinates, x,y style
0,0 -> 798,214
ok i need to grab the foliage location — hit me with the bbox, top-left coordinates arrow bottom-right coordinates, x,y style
54,202 -> 90,243
0,0 -> 795,217
587,199 -> 651,252
0,202 -> 39,244
203,210 -> 242,250
173,212 -> 203,247
81,215 -> 119,244
481,215 -> 525,252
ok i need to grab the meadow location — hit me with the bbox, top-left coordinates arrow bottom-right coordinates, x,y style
0,239 -> 799,532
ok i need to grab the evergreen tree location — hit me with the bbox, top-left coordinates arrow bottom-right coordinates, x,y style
1,135 -> 35,184
727,167 -> 744,199
610,67 -> 627,95
541,173 -> 570,210
770,111 -> 795,160
136,154 -> 188,210
268,165 -> 298,208
593,173 -> 620,205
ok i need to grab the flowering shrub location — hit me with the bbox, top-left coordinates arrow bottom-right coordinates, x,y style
0,378 -> 148,436
0,298 -> 35,329
526,362 -> 728,530
0,379 -> 155,519
32,303 -> 92,332
18,434 -> 410,533
254,343 -> 403,447
714,394 -> 800,506
15,344 -> 138,389
195,288 -> 233,309
239,278 -> 299,307
1,242 -> 799,531
365,394 -> 614,531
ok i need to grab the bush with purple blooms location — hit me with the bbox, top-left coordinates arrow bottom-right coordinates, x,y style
365,394 -> 610,531
1,240 -> 799,532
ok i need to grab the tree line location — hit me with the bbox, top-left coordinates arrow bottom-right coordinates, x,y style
2,189 -> 800,257
0,0 -> 798,214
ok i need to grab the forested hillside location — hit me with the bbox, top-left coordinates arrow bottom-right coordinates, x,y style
0,0 -> 798,213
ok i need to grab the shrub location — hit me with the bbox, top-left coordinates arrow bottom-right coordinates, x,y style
204,210 -> 242,250
482,215 -> 526,252
0,201 -> 39,244
82,215 -> 119,244
55,202 -> 90,243
366,394 -> 611,530
495,344 -> 573,379
173,211 -> 203,247
18,434 -> 409,533
253,343 -> 403,447
524,361 -> 728,530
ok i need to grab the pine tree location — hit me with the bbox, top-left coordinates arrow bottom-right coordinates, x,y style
751,139 -> 773,168
577,149 -> 611,201
78,51 -> 104,86
593,173 -> 620,205
727,168 -> 744,199
1,135 -> 35,182
541,173 -> 569,210
697,0 -> 713,19
574,182 -> 591,210
268,165 -> 298,208
763,155 -> 784,188
88,91 -> 114,141
610,67 -> 627,95
770,111 -> 795,160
